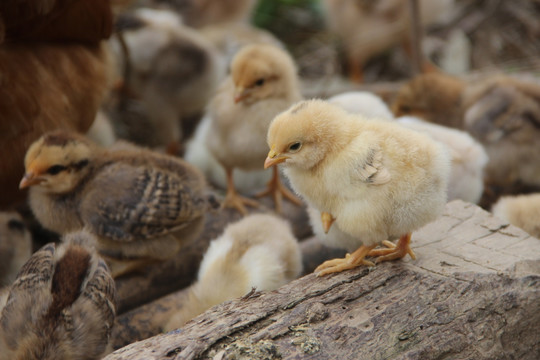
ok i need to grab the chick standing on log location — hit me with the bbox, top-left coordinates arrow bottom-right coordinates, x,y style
20,130 -> 213,277
265,100 -> 450,276
0,231 -> 116,360
205,44 -> 303,214
164,214 -> 302,331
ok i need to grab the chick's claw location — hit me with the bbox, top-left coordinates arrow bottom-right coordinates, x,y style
315,245 -> 376,276
222,192 -> 259,215
372,233 -> 416,263
255,166 -> 302,213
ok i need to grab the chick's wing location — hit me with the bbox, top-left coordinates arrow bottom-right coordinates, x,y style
81,162 -> 208,242
351,146 -> 391,185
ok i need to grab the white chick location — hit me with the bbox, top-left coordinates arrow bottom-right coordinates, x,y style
397,116 -> 488,204
164,214 -> 302,330
0,212 -> 32,286
492,193 -> 540,239
205,44 -> 303,214
328,91 -> 394,120
265,99 -> 450,275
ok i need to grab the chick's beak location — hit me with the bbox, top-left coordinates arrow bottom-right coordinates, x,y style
264,147 -> 288,169
19,171 -> 44,189
234,87 -> 250,104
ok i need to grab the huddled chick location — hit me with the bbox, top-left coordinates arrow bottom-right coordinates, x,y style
20,130 -> 215,277
265,99 -> 451,275
164,214 -> 302,331
202,43 -> 304,214
0,212 -> 32,287
322,0 -> 454,82
492,193 -> 540,239
0,231 -> 116,360
107,7 -> 220,148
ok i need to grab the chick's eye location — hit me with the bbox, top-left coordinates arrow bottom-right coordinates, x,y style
288,142 -> 302,152
47,165 -> 67,175
254,78 -> 265,86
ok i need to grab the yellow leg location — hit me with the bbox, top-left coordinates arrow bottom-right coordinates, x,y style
368,233 -> 416,263
315,244 -> 377,277
348,54 -> 364,83
255,166 -> 302,214
222,168 -> 259,215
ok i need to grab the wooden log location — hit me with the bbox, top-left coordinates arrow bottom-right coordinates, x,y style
104,200 -> 540,359
109,237 -> 346,350
115,194 -> 311,314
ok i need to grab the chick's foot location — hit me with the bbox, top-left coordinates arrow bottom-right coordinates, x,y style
369,233 -> 416,263
222,190 -> 259,215
255,166 -> 302,214
315,245 -> 376,276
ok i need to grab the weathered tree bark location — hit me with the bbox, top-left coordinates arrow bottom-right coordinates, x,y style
115,195 -> 311,313
105,200 -> 540,359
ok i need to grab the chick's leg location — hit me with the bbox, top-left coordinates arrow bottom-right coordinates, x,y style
222,167 -> 259,215
255,166 -> 302,214
315,244 -> 377,276
368,233 -> 416,263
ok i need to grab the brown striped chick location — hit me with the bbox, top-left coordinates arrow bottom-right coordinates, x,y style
392,72 -> 466,129
20,130 -> 214,277
265,100 -> 450,276
492,193 -> 540,239
0,230 -> 116,360
205,44 -> 303,214
164,214 -> 302,331
322,0 -> 454,82
0,212 -> 32,287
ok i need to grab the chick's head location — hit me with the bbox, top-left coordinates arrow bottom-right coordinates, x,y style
265,100 -> 352,170
231,44 -> 298,104
20,131 -> 95,194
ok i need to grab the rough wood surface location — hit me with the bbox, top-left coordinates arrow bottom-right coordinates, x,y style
105,200 -> 540,359
115,196 -> 311,314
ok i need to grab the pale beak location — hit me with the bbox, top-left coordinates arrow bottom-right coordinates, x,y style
264,147 -> 289,169
234,87 -> 251,104
19,171 -> 44,189
321,212 -> 335,234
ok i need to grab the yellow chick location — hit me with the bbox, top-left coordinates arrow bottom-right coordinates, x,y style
492,193 -> 540,239
164,214 -> 302,330
265,100 -> 450,275
322,0 -> 454,82
0,212 -> 32,286
20,130 -> 214,277
0,231 -> 116,360
205,44 -> 303,214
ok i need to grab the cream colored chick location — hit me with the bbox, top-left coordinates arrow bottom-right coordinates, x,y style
0,231 -> 116,360
265,100 -> 450,275
328,91 -> 394,120
205,44 -> 303,214
0,212 -> 32,286
391,72 -> 466,128
164,214 -> 302,330
322,0 -> 454,82
492,193 -> 540,239
20,130 -> 213,277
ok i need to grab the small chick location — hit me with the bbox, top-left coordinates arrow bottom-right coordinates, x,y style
392,72 -> 466,128
265,100 -> 450,275
0,231 -> 116,360
164,214 -> 302,330
20,130 -> 213,277
205,44 -> 303,214
492,194 -> 540,239
0,212 -> 32,286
